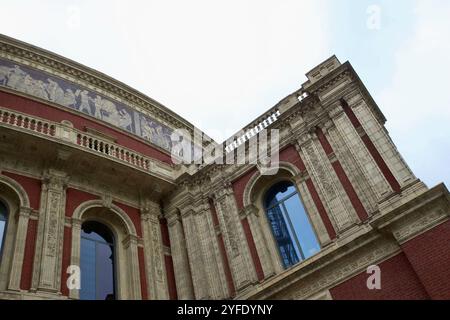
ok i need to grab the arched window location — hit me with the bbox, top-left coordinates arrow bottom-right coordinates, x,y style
80,221 -> 116,300
0,200 -> 8,260
264,181 -> 320,269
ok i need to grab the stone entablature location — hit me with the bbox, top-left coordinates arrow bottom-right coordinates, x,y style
0,34 -> 206,155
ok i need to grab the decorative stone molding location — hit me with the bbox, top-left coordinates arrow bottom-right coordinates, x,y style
69,199 -> 142,299
0,174 -> 31,208
32,169 -> 68,294
140,200 -> 168,299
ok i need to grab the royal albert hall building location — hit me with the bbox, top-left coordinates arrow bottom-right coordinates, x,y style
0,34 -> 449,300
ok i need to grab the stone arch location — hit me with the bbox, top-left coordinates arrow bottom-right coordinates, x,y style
240,161 -> 330,276
243,161 -> 301,209
0,174 -> 31,209
0,174 -> 32,292
72,199 -> 137,237
69,199 -> 141,300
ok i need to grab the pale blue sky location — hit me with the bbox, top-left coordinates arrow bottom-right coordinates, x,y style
0,0 -> 448,188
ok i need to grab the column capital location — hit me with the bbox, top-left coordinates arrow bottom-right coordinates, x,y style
141,200 -> 161,219
239,204 -> 259,219
71,217 -> 83,228
165,209 -> 181,226
19,206 -> 33,217
122,234 -> 140,248
42,169 -> 69,191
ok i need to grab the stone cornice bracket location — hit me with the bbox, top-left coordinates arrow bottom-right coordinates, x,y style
101,194 -> 113,209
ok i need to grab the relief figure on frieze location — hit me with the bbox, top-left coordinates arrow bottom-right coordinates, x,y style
0,66 -> 10,85
0,58 -> 172,151
76,89 -> 94,115
5,65 -> 26,89
47,78 -> 65,103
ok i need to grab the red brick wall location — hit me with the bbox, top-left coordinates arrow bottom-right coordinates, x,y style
241,217 -> 264,281
65,188 -> 98,217
0,91 -> 173,164
330,252 -> 429,300
164,255 -> 177,300
160,218 -> 178,300
20,219 -> 38,290
279,145 -> 306,172
138,247 -> 148,299
401,220 -> 450,300
232,168 -> 257,211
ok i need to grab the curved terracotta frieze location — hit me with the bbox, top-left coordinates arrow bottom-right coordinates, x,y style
0,57 -> 173,152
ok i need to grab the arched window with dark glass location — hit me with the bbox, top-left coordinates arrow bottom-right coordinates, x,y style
0,200 -> 8,260
264,181 -> 321,269
80,221 -> 116,300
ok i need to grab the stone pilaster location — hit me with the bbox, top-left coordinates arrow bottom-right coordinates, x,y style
180,206 -> 209,299
141,201 -> 168,300
330,103 -> 391,200
68,218 -> 82,299
166,210 -> 194,299
7,206 -> 32,291
122,234 -> 142,300
240,204 -> 279,277
213,184 -> 255,291
194,199 -> 229,299
323,119 -> 377,214
349,96 -> 416,187
291,171 -> 332,246
298,134 -> 356,232
31,169 -> 68,294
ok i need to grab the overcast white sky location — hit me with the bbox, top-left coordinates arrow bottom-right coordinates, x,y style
0,0 -> 449,187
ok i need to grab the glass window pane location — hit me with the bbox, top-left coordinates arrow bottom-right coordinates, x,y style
0,201 -> 7,256
266,205 -> 299,268
96,242 -> 114,300
80,237 -> 96,300
80,221 -> 115,300
0,221 -> 5,253
264,181 -> 321,269
284,195 -> 321,259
